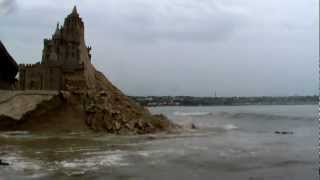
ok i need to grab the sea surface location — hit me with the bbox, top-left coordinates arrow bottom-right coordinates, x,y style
0,105 -> 317,180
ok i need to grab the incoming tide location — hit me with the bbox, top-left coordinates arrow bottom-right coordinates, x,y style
0,105 -> 317,180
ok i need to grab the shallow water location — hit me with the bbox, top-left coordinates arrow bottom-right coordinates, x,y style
0,105 -> 317,180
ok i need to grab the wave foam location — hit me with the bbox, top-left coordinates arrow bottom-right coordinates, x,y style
56,150 -> 130,172
174,111 -> 313,121
174,111 -> 211,116
222,124 -> 238,130
212,112 -> 313,121
2,154 -> 42,172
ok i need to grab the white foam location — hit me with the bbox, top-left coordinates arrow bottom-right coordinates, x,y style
56,151 -> 130,172
64,170 -> 86,176
83,149 -> 123,156
136,149 -> 186,159
136,151 -> 151,157
218,148 -> 257,159
60,161 -> 80,168
181,122 -> 238,131
134,149 -> 187,165
3,155 -> 42,172
174,111 -> 211,116
223,124 -> 238,130
55,147 -> 101,153
98,154 -> 129,166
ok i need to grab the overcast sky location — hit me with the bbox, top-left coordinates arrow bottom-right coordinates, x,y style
0,0 -> 318,96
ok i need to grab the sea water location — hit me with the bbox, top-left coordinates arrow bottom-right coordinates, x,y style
0,105 -> 317,180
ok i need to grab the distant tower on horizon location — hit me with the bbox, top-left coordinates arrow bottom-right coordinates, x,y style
212,90 -> 217,98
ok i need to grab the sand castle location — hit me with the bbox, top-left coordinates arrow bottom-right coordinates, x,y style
0,7 -> 176,134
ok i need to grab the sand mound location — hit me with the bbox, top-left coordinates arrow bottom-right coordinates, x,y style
0,70 -> 177,134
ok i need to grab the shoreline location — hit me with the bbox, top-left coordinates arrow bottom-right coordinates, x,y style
145,103 -> 317,108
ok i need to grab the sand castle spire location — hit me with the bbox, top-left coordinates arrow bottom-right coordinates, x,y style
52,22 -> 61,39
72,5 -> 78,15
54,22 -> 60,33
56,22 -> 60,29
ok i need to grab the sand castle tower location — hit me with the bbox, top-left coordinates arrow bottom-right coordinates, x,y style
19,6 -> 95,90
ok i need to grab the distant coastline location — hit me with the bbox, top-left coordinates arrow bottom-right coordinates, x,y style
130,96 -> 318,107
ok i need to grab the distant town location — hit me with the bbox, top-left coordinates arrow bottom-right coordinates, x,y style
130,96 -> 318,106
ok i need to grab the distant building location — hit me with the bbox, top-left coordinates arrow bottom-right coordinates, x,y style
19,6 -> 95,90
0,41 -> 18,90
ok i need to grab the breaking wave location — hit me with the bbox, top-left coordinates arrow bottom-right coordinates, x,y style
212,112 -> 314,121
221,124 -> 238,130
174,111 -> 314,121
174,111 -> 211,116
199,123 -> 238,131
59,150 -> 130,170
1,153 -> 42,172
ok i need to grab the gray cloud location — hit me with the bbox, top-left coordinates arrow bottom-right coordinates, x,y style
0,0 -> 318,96
0,0 -> 17,15
84,0 -> 248,43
